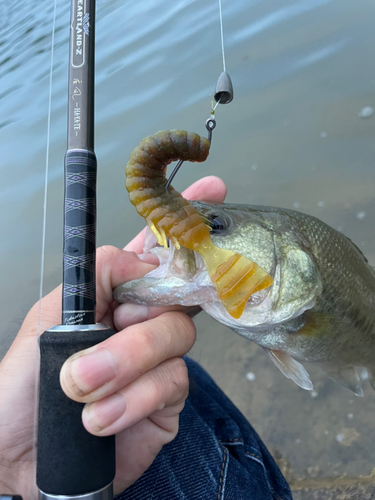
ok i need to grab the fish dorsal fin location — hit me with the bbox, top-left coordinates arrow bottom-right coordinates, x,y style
321,366 -> 364,397
265,349 -> 313,390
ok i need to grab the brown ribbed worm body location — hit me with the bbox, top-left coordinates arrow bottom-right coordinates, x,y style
125,129 -> 273,318
125,130 -> 211,250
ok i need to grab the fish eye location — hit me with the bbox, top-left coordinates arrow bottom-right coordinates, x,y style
208,212 -> 231,233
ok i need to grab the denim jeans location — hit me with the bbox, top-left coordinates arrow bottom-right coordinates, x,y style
116,357 -> 292,500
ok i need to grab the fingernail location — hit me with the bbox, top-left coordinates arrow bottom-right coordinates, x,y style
84,393 -> 126,432
63,349 -> 118,396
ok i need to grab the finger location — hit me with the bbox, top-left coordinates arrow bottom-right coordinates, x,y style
181,175 -> 227,203
95,246 -> 157,321
60,311 -> 196,403
114,302 -> 201,330
82,356 -> 188,436
16,247 -> 155,340
124,227 -> 147,254
125,175 -> 227,253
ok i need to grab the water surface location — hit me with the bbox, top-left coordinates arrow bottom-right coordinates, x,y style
1,0 -> 374,488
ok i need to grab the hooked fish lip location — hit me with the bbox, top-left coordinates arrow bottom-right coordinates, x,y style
140,212 -> 277,312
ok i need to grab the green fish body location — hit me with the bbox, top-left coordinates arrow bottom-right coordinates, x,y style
115,202 -> 375,396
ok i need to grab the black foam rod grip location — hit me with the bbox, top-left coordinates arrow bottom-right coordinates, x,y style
37,326 -> 116,496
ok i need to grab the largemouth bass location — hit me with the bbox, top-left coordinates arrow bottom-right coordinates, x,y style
115,201 -> 375,396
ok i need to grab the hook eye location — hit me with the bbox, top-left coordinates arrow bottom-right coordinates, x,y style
206,118 -> 216,131
205,118 -> 216,143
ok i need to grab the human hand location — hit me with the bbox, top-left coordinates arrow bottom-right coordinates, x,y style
0,176 -> 226,498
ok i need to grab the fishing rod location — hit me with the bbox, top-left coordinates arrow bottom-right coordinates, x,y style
36,0 -> 116,498
33,0 -> 232,497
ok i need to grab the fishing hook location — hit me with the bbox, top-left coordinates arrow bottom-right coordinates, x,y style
205,117 -> 216,143
165,118 -> 217,192
165,68 -> 233,192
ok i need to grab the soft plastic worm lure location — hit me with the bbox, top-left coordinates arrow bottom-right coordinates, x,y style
125,129 -> 273,318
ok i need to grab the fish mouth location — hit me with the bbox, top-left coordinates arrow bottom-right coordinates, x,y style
133,224 -> 277,314
115,202 -> 278,318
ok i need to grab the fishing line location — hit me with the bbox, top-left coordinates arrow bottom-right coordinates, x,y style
165,0 -> 233,191
213,96 -> 222,111
32,0 -> 58,495
37,0 -> 58,338
218,0 -> 226,72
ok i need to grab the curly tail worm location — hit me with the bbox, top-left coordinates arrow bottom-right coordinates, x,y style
125,130 -> 273,319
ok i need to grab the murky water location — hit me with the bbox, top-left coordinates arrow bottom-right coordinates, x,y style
1,0 -> 374,489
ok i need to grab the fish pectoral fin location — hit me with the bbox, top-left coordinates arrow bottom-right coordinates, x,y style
265,349 -> 313,391
321,366 -> 364,397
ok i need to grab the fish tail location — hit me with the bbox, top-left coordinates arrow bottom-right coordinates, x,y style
199,239 -> 273,319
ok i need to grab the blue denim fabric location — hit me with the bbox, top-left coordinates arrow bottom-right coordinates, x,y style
116,357 -> 292,500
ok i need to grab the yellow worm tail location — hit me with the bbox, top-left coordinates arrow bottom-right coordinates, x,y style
125,129 -> 273,318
